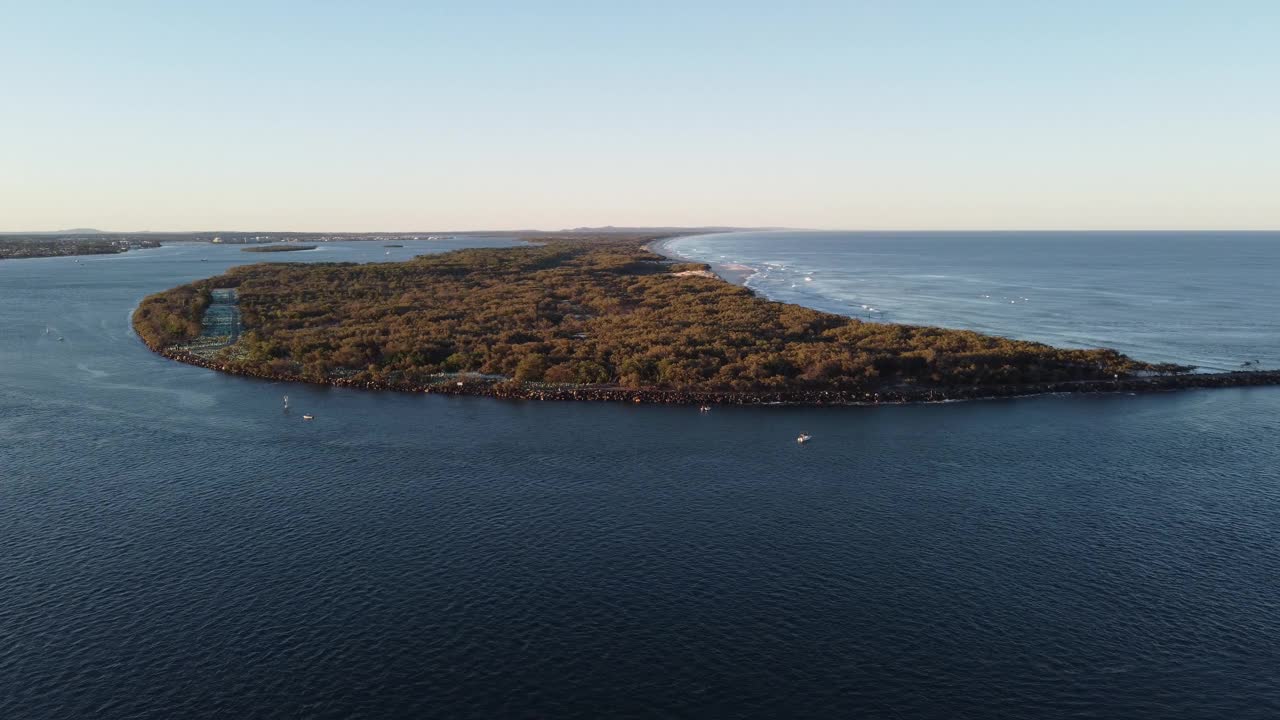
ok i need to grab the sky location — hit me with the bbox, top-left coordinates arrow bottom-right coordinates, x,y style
2,1 -> 1277,231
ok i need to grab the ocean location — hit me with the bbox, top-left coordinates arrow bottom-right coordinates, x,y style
2,233 -> 1278,718
665,231 -> 1280,372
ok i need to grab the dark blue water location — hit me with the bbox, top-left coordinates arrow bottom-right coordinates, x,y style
3,235 -> 1279,718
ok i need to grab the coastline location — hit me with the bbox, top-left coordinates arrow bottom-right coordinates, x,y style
149,345 -> 1280,404
134,236 -> 1280,407
0,241 -> 161,261
648,235 -> 760,285
651,233 -> 1280,375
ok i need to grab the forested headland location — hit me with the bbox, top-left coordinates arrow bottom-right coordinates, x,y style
133,233 -> 1213,404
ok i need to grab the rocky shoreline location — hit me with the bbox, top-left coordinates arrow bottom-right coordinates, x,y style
153,346 -> 1280,406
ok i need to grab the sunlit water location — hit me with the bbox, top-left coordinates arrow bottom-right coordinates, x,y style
2,236 -> 1279,718
666,231 -> 1280,371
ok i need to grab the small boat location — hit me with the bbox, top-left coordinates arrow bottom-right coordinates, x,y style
57,337 -> 65,342
283,394 -> 289,409
699,405 -> 711,413
796,433 -> 811,444
302,414 -> 314,421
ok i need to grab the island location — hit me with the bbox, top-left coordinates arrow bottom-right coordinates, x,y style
240,244 -> 317,253
132,233 -> 1280,405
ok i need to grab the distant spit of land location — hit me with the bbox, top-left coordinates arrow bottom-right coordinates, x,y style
125,230 -> 1280,406
240,244 -> 317,253
0,227 -> 774,260
0,230 -> 462,259
0,235 -> 160,260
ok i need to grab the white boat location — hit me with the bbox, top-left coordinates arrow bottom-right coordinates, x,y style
699,405 -> 711,412
283,395 -> 289,409
302,414 -> 313,421
796,433 -> 811,444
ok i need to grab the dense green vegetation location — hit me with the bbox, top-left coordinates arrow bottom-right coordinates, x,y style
134,284 -> 211,349
134,235 -> 1182,393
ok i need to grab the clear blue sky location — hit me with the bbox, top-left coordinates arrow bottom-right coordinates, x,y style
3,1 -> 1276,231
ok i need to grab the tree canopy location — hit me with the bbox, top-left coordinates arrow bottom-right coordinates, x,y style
134,234 -> 1177,393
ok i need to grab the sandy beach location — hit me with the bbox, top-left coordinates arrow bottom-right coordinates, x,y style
649,237 -> 758,286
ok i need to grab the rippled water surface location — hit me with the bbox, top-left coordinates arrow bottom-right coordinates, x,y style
3,236 -> 1280,718
667,231 -> 1280,371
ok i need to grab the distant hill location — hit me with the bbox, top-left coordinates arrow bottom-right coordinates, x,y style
0,228 -> 106,235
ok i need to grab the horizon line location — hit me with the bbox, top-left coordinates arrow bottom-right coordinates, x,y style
4,227 -> 1280,235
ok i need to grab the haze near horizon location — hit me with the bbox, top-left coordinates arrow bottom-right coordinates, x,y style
3,1 -> 1277,232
